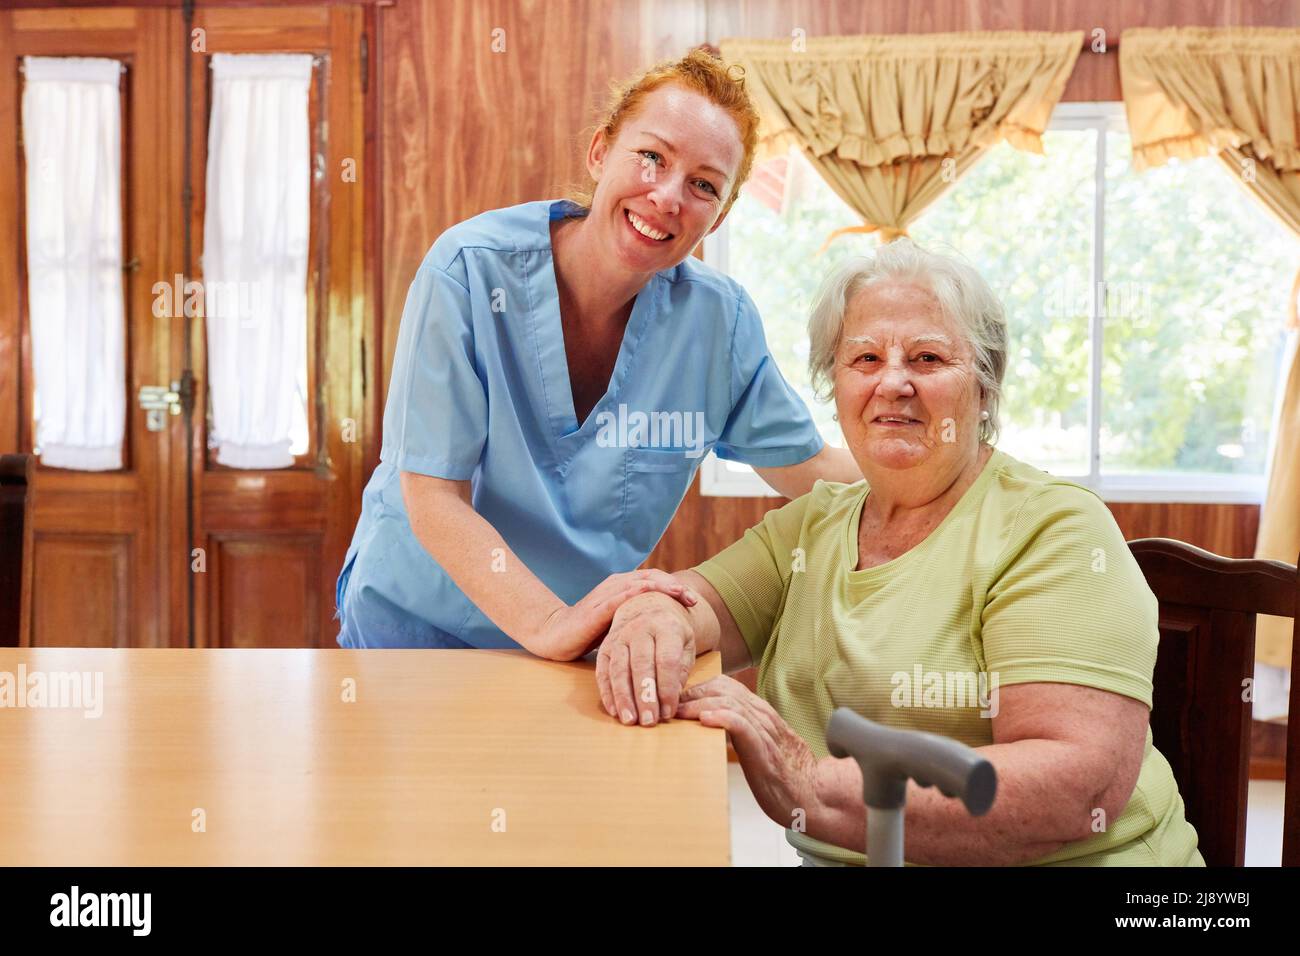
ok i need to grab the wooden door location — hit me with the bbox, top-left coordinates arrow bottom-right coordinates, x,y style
187,5 -> 371,648
0,7 -> 181,648
0,3 -> 376,649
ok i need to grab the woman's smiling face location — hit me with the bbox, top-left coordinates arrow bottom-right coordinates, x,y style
585,83 -> 743,275
834,280 -> 985,478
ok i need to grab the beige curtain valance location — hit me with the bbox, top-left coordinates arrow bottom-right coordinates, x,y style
721,31 -> 1082,243
1121,27 -> 1300,175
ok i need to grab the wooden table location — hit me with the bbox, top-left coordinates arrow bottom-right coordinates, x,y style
0,648 -> 729,865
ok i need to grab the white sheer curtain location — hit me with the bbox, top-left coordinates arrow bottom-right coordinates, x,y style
202,53 -> 311,469
21,56 -> 126,471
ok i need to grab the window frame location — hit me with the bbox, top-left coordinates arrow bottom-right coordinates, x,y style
701,101 -> 1284,504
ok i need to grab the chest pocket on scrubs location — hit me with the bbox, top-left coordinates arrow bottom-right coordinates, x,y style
623,447 -> 699,556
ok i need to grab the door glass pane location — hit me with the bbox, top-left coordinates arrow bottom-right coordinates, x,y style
21,56 -> 127,471
202,53 -> 312,469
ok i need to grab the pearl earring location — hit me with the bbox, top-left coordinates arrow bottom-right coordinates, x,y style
979,410 -> 990,422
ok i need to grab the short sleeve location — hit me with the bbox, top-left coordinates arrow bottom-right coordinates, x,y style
693,491 -> 813,664
380,262 -> 488,479
715,288 -> 825,468
981,488 -> 1159,707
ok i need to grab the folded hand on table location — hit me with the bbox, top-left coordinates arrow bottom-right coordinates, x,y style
596,587 -> 699,726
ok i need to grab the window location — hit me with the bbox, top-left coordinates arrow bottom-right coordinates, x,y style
702,102 -> 1297,502
202,53 -> 314,470
21,56 -> 128,471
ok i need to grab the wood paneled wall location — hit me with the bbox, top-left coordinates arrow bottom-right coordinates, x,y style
381,0 -> 706,391
380,0 -> 1290,566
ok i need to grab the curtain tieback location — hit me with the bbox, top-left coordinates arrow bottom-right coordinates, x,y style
817,222 -> 908,254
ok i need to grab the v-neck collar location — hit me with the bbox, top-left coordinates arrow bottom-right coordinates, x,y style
532,199 -> 663,442
842,447 -> 1005,585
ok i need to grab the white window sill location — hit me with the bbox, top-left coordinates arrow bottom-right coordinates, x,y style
698,451 -> 783,498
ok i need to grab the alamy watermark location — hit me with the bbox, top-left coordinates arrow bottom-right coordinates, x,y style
151,273 -> 274,328
890,666 -> 1000,718
0,665 -> 103,719
1042,275 -> 1149,319
50,886 -> 150,936
595,402 -> 707,458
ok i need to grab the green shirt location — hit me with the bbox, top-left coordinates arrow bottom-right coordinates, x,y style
695,448 -> 1204,866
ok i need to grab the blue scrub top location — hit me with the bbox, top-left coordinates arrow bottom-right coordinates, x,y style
336,199 -> 823,648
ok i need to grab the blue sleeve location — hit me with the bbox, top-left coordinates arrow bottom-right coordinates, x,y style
380,261 -> 487,479
714,287 -> 825,467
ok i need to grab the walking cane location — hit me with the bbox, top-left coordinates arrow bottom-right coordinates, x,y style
826,708 -> 998,867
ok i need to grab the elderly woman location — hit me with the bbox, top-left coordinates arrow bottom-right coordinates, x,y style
595,239 -> 1204,866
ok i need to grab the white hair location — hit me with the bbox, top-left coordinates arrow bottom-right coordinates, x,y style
807,238 -> 1009,444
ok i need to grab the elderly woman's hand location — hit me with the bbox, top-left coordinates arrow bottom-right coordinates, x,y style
676,675 -> 819,828
596,590 -> 697,726
536,570 -> 696,662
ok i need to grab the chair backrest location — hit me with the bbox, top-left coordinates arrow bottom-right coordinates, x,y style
0,454 -> 33,647
1128,537 -> 1299,867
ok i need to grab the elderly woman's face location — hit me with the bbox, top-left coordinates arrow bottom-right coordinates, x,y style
833,281 -> 984,476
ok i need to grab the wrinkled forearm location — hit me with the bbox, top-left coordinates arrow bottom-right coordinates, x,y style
805,739 -> 1114,866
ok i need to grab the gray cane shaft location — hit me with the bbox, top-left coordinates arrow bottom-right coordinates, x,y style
867,805 -> 905,867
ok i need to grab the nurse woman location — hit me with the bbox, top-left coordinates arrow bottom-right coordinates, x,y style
336,49 -> 860,721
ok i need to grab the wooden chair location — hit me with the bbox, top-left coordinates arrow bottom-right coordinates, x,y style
0,453 -> 33,647
1129,537 -> 1300,867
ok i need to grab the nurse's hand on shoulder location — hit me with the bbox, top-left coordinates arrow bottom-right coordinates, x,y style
532,569 -> 696,663
595,590 -> 696,728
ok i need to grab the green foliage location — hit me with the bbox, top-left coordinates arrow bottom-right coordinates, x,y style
727,131 -> 1294,478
